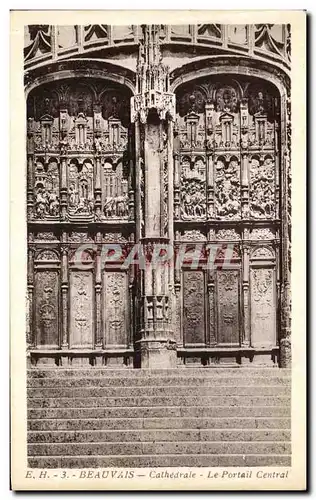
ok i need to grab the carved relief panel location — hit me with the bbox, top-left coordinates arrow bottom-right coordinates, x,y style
68,159 -> 94,217
249,155 -> 276,219
27,78 -> 132,223
180,156 -> 206,220
182,270 -> 206,345
69,271 -> 94,348
216,270 -> 241,345
34,159 -> 60,219
250,267 -> 276,347
34,270 -> 60,347
214,156 -> 241,219
175,75 -> 280,223
103,271 -> 129,347
102,160 -> 129,219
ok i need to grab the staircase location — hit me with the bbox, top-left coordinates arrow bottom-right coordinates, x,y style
27,368 -> 291,468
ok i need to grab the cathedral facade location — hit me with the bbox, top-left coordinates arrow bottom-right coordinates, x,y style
25,24 -> 291,369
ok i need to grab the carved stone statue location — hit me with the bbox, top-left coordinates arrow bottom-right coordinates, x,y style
215,159 -> 240,219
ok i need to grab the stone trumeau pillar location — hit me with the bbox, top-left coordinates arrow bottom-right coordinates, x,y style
131,25 -> 177,368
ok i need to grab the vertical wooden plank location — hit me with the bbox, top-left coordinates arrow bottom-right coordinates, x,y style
183,270 -> 205,346
35,270 -> 60,347
69,271 -> 94,348
250,267 -> 276,347
103,270 -> 129,347
216,269 -> 240,345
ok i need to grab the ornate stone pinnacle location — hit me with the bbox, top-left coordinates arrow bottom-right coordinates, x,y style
131,24 -> 175,123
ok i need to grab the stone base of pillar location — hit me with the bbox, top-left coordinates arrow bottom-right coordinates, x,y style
279,337 -> 291,367
139,339 -> 177,369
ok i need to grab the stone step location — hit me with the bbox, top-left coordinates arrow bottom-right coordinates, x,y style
28,405 -> 290,420
27,385 -> 290,401
27,368 -> 291,469
28,454 -> 292,468
27,395 -> 290,409
27,384 -> 291,397
28,428 -> 291,443
28,393 -> 290,409
27,368 -> 291,379
28,416 -> 291,431
28,440 -> 291,457
27,376 -> 291,387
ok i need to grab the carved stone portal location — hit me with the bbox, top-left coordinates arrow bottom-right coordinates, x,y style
26,25 -> 290,368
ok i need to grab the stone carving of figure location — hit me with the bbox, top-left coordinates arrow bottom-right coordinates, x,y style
47,192 -> 60,216
250,158 -> 275,218
103,197 -> 114,218
181,177 -> 206,219
76,197 -> 87,213
103,194 -> 128,218
68,185 -> 78,207
35,187 -> 48,218
35,183 -> 60,218
249,91 -> 269,116
94,137 -> 102,153
87,195 -> 94,215
215,160 -> 240,218
115,194 -> 128,218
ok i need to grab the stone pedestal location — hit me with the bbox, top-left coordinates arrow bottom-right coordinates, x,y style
139,340 -> 177,369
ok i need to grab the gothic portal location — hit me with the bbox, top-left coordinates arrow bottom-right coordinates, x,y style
25,24 -> 291,368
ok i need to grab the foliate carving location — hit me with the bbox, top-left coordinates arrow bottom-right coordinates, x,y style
68,161 -> 94,216
250,157 -> 275,219
251,246 -> 274,259
180,157 -> 206,220
251,268 -> 276,346
216,270 -> 240,344
36,249 -> 59,261
183,271 -> 205,345
252,268 -> 272,300
102,161 -> 128,219
68,232 -> 94,243
216,229 -> 241,240
103,272 -> 128,346
250,228 -> 275,240
34,232 -> 58,241
215,158 -> 241,219
34,160 -> 60,219
70,272 -> 94,347
102,232 -> 128,243
35,270 -> 59,346
180,230 -> 206,241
